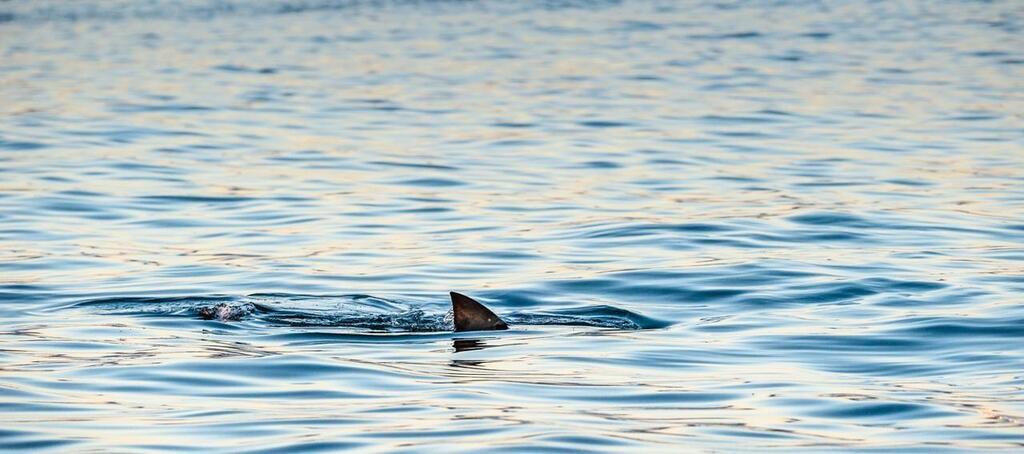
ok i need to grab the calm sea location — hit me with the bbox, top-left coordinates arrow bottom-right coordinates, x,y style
1,0 -> 1023,451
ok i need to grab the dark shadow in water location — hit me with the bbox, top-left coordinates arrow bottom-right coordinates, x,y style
452,338 -> 489,353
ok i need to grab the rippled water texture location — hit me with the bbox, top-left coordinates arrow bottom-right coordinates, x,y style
2,0 -> 1023,451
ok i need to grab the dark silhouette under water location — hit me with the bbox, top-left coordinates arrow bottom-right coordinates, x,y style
199,291 -> 509,332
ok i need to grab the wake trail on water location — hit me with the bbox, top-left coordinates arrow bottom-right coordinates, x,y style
62,293 -> 671,332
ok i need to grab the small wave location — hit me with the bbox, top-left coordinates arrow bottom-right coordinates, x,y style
0,0 -> 377,23
576,120 -> 633,128
787,212 -> 875,228
507,305 -> 671,330
389,177 -> 465,188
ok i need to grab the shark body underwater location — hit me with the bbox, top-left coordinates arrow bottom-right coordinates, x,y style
198,291 -> 509,332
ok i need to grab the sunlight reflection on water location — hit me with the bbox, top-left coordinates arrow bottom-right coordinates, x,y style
1,0 -> 1023,451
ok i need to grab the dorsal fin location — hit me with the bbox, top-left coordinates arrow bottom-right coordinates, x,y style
451,292 -> 508,332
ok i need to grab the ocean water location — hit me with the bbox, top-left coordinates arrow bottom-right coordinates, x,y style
1,0 -> 1023,451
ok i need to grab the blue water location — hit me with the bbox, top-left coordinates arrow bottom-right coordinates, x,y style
2,0 -> 1023,451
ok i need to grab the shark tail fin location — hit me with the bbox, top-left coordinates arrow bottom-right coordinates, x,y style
451,292 -> 509,332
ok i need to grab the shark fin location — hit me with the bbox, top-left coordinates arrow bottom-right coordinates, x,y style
451,292 -> 508,332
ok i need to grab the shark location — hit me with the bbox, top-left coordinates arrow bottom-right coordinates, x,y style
198,291 -> 509,332
450,291 -> 508,332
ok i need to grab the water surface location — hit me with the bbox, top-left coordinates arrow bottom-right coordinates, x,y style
2,0 -> 1023,451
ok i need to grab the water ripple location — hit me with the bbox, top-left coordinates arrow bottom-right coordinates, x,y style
2,0 -> 1022,451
